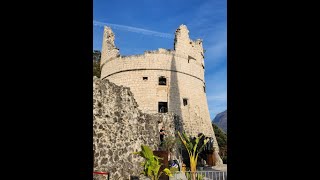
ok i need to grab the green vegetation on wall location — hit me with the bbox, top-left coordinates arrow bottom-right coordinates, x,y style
93,61 -> 101,78
93,50 -> 101,78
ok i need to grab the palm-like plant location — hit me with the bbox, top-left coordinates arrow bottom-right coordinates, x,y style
133,145 -> 173,180
177,132 -> 209,180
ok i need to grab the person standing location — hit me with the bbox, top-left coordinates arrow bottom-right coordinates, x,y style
159,127 -> 166,143
159,127 -> 167,150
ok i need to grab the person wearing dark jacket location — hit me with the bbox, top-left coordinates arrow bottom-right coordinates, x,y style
159,127 -> 166,142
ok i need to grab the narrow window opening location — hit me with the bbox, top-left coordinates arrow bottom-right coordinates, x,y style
183,98 -> 188,106
143,77 -> 148,80
159,76 -> 166,85
203,86 -> 206,93
158,102 -> 168,113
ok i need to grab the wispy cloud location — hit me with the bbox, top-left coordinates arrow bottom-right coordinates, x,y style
187,0 -> 227,70
205,40 -> 227,67
200,22 -> 227,71
207,94 -> 226,101
93,20 -> 174,39
208,91 -> 227,117
206,68 -> 227,118
184,0 -> 227,118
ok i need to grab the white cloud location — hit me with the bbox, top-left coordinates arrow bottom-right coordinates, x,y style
205,41 -> 227,65
196,17 -> 227,119
202,23 -> 227,69
93,20 -> 174,39
205,69 -> 227,118
207,94 -> 226,101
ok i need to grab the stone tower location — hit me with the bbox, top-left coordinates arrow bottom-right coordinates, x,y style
100,25 -> 222,156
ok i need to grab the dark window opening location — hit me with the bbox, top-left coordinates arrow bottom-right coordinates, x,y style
201,52 -> 204,59
143,77 -> 148,80
159,76 -> 166,85
188,55 -> 196,61
202,64 -> 205,69
158,102 -> 168,113
203,86 -> 206,93
183,98 -> 188,106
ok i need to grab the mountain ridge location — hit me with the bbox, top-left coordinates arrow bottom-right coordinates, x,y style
213,110 -> 227,134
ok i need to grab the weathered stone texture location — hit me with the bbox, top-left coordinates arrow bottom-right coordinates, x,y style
93,77 -> 180,179
100,27 -> 120,67
100,25 -> 220,152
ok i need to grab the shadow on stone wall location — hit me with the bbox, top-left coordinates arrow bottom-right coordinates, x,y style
169,55 -> 184,134
168,55 -> 190,165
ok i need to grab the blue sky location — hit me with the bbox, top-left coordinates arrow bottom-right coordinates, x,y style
93,0 -> 226,119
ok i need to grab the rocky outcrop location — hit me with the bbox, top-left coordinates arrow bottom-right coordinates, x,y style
213,110 -> 227,134
93,77 -> 180,179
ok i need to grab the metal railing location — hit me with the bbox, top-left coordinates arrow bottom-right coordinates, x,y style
173,171 -> 227,180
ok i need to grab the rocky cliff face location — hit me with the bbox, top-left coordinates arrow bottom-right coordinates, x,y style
93,77 -> 180,179
213,110 -> 227,133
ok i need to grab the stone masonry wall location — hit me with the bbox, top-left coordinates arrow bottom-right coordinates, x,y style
93,77 -> 180,179
100,27 -> 120,67
100,25 -> 220,152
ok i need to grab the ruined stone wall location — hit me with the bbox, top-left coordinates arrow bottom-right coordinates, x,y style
174,25 -> 205,68
93,77 -> 180,179
100,49 -> 204,81
100,27 -> 120,67
100,25 -> 219,152
105,70 -> 213,138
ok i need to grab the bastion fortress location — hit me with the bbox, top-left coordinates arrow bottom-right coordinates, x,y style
94,25 -> 224,178
100,24 -> 220,151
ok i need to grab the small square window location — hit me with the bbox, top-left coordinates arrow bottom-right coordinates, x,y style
183,98 -> 188,106
143,77 -> 148,80
159,76 -> 166,85
158,102 -> 168,113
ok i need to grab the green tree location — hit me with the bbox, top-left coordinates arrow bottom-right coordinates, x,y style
93,50 -> 101,78
212,123 -> 227,163
93,60 -> 101,78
